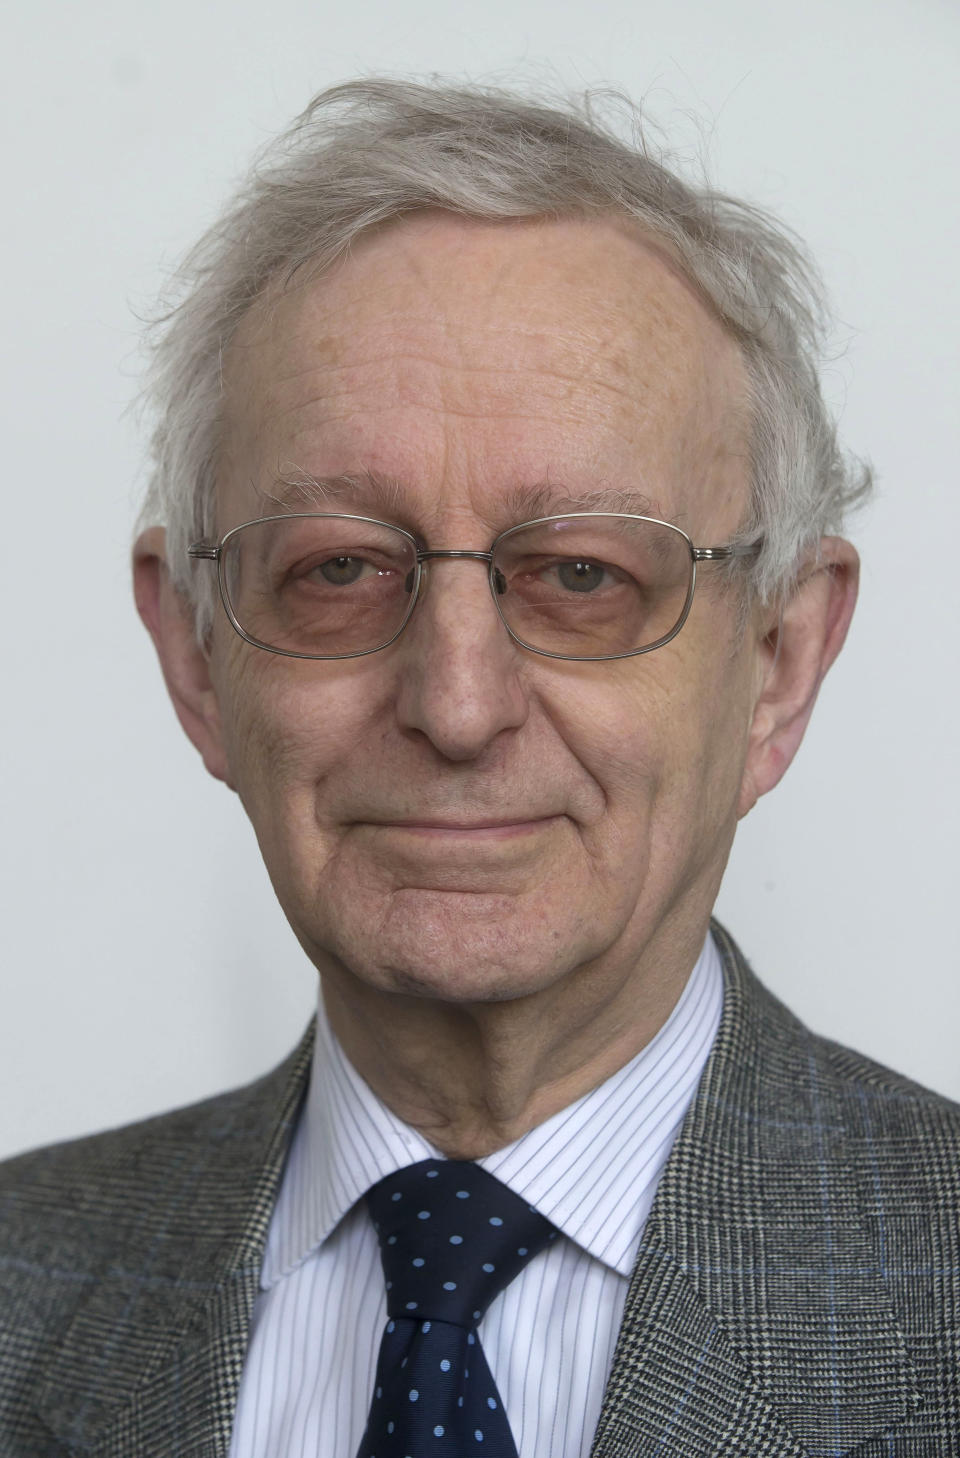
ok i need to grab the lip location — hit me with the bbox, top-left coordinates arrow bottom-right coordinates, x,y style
364,816 -> 561,839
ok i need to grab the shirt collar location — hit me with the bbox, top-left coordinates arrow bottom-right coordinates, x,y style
261,934 -> 722,1287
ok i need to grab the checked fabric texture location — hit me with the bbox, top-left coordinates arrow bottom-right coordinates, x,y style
358,1158 -> 559,1457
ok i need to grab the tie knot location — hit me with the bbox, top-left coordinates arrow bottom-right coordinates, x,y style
365,1158 -> 557,1327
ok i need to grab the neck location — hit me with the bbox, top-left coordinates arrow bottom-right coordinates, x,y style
320,913 -> 711,1160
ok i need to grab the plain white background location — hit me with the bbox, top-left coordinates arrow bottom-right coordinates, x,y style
2,0 -> 957,1160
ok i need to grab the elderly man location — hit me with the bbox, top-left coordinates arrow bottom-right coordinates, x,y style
2,79 -> 958,1458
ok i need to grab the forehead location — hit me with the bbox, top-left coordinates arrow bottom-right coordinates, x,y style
218,213 -> 750,534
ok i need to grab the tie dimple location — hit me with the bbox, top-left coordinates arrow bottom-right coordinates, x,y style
357,1158 -> 558,1458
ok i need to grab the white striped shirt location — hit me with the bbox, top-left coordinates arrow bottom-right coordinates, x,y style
229,934 -> 723,1458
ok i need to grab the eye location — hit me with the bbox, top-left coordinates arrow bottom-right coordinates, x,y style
553,559 -> 611,593
309,555 -> 370,586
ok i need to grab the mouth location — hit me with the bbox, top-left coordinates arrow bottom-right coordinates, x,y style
363,816 -> 563,840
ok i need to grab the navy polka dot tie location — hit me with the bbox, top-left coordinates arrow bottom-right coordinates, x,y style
357,1158 -> 558,1457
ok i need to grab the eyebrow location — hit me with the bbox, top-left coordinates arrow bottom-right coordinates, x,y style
501,480 -> 666,522
260,468 -> 670,531
261,468 -> 407,516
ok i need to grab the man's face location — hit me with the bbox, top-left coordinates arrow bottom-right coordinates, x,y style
207,213 -> 759,1006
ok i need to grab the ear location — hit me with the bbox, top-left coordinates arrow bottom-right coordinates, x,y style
738,536 -> 859,818
133,527 -> 233,786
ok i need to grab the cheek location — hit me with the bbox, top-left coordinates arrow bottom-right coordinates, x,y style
555,648 -> 751,843
659,664 -> 756,839
561,654 -> 695,782
212,649 -> 387,826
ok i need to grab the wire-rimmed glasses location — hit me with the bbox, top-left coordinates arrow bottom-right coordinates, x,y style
188,512 -> 760,662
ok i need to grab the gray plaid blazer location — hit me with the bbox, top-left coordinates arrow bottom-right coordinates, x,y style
2,924 -> 959,1456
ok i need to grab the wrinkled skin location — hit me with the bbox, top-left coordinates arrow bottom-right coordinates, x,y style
135,214 -> 858,1155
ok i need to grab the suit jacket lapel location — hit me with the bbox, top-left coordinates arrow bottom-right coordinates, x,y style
34,1026 -> 315,1458
590,923 -> 920,1457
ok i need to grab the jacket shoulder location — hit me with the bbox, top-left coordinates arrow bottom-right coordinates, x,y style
0,1029 -> 313,1453
819,1027 -> 960,1118
711,922 -> 960,1205
0,1031 -> 310,1256
815,1025 -> 960,1200
761,970 -> 960,1145
0,1087 -> 225,1266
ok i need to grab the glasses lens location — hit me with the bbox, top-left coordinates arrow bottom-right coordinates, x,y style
221,515 -> 418,657
491,515 -> 694,659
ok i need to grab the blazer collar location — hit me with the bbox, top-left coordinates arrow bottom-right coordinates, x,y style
589,922 -> 921,1457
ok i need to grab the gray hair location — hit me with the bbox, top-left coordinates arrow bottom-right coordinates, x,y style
140,78 -> 872,637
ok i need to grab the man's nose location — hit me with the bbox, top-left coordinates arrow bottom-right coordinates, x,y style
393,558 -> 529,762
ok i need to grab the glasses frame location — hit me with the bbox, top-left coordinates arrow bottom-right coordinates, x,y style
188,511 -> 761,663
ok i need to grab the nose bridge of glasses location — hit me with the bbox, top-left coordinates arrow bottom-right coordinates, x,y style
415,548 -> 495,565
412,546 -> 503,600
414,548 -> 505,596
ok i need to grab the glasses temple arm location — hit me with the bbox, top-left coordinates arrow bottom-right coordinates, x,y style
693,542 -> 762,562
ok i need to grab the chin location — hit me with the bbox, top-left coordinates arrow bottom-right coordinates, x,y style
322,889 -> 589,1006
379,957 -> 547,1006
